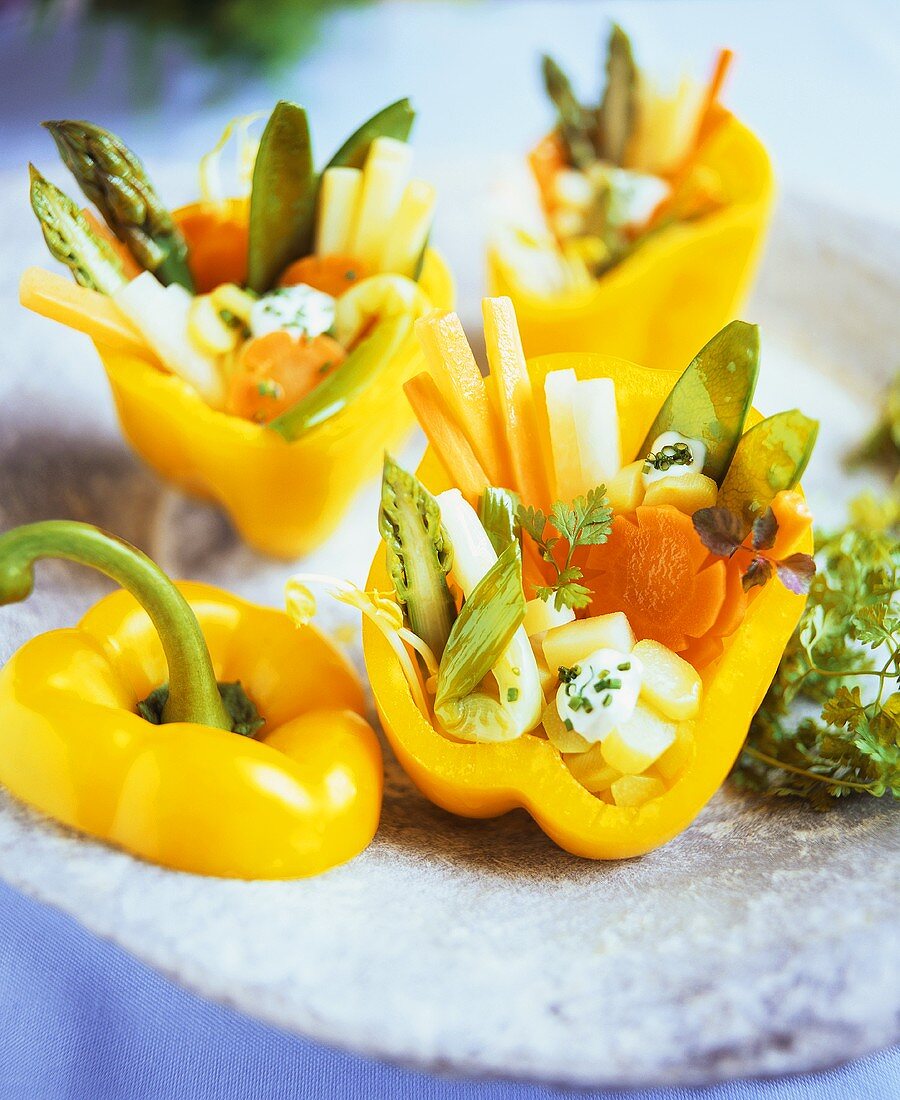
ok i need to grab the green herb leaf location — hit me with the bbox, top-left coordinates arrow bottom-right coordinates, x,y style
732,502 -> 900,804
517,487 -> 612,610
776,553 -> 816,595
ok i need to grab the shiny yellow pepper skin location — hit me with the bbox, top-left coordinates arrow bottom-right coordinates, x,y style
364,353 -> 812,860
487,112 -> 773,372
0,522 -> 382,878
98,203 -> 455,559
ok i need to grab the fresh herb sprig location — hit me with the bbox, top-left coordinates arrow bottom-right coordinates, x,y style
517,487 -> 613,610
692,506 -> 816,594
732,500 -> 899,805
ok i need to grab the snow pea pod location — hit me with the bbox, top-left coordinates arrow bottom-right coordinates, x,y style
637,319 -> 760,484
247,101 -> 316,294
324,98 -> 415,171
718,409 -> 819,528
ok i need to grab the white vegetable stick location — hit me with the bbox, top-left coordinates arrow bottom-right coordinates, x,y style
348,137 -> 413,268
572,377 -> 621,488
113,273 -> 225,408
380,179 -> 436,276
544,369 -> 584,502
315,166 -> 363,255
437,489 -> 543,737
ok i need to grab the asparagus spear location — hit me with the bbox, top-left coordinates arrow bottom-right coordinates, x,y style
541,54 -> 596,169
596,24 -> 638,165
28,165 -> 127,296
43,119 -> 193,290
379,455 -> 457,661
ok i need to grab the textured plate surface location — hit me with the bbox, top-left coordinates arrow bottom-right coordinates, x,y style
0,164 -> 897,1089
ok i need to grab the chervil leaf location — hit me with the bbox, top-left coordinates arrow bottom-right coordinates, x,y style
821,685 -> 865,731
692,506 -> 745,557
733,495 -> 900,805
752,507 -> 779,551
776,552 -> 816,595
517,486 -> 612,608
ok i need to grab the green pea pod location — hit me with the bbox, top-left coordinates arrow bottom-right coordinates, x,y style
268,313 -> 413,440
323,98 -> 415,171
247,101 -> 316,294
718,410 -> 819,529
637,320 -> 760,485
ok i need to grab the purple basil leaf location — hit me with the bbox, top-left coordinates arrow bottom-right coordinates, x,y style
751,507 -> 779,552
776,553 -> 817,595
741,557 -> 774,592
692,507 -> 745,557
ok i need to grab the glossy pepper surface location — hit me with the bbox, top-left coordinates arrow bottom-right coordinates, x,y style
364,353 -> 812,859
98,203 -> 454,558
487,111 -> 773,372
0,522 -> 382,878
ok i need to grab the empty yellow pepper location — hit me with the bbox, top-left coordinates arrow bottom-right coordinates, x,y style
487,111 -> 773,371
364,352 -> 811,859
0,520 -> 382,878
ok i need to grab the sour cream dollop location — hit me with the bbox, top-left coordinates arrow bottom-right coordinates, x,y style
250,284 -> 336,340
642,430 -> 707,486
556,647 -> 643,744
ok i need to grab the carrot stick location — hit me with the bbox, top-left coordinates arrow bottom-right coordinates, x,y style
19,266 -> 153,361
695,48 -> 734,146
403,372 -> 490,505
415,310 -> 510,487
481,297 -> 552,511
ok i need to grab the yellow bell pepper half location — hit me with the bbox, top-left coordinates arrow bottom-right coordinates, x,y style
364,353 -> 811,860
98,204 -> 454,558
487,112 -> 774,372
0,522 -> 382,878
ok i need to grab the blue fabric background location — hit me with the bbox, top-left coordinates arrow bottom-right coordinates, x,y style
0,880 -> 896,1100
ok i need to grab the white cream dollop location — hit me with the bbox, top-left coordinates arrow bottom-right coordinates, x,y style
250,284 -> 336,340
555,647 -> 643,744
642,430 -> 707,486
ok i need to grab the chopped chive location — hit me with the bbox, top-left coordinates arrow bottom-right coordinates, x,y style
507,687 -> 519,702
564,718 -> 574,731
602,694 -> 613,707
617,661 -> 631,671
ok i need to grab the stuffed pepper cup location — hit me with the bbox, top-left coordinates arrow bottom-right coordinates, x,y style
488,30 -> 773,370
21,100 -> 454,557
361,303 -> 815,859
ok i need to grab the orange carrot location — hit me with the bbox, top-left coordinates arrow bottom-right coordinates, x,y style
175,199 -> 249,292
415,310 -> 510,488
481,297 -> 552,511
587,506 -> 730,653
768,490 -> 813,559
279,254 -> 369,298
403,372 -> 490,505
528,132 -> 566,217
695,48 -> 734,146
19,266 -> 151,360
226,332 -> 345,423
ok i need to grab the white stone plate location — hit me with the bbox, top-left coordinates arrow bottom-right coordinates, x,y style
0,164 -> 897,1089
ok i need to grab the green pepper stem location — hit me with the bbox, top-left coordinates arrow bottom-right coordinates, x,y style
0,521 -> 232,730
